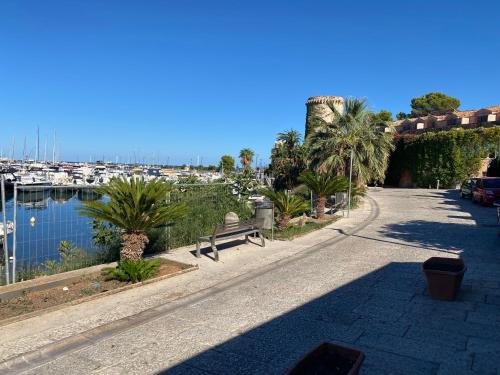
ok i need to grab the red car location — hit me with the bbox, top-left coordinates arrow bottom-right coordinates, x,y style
472,177 -> 500,205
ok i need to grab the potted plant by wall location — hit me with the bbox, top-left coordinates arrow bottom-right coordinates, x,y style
283,342 -> 365,375
422,257 -> 466,301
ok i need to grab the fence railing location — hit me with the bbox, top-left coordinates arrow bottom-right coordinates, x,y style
0,180 -> 252,285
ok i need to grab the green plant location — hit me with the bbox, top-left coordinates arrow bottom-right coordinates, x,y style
239,148 -> 255,170
385,127 -> 500,188
410,92 -> 460,116
307,98 -> 394,185
79,177 -> 187,260
102,258 -> 161,283
260,189 -> 309,230
43,241 -> 97,275
264,218 -> 337,240
177,175 -> 200,184
92,220 -> 122,263
219,155 -> 235,175
230,169 -> 260,197
166,184 -> 253,249
270,130 -> 308,191
299,172 -> 349,219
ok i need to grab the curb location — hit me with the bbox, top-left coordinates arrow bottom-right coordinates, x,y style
0,263 -> 198,328
0,196 -> 379,374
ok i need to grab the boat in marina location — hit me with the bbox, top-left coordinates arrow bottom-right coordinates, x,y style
0,221 -> 14,237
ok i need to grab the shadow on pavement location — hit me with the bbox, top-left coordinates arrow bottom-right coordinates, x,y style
154,189 -> 500,374
155,260 -> 488,375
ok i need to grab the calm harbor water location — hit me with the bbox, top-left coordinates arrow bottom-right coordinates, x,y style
1,187 -> 100,268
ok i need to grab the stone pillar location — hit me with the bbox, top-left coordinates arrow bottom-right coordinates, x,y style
305,96 -> 345,138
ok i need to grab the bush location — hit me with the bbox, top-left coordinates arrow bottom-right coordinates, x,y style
164,184 -> 253,249
92,220 -> 122,263
90,184 -> 253,255
386,127 -> 500,188
44,241 -> 97,275
102,258 -> 161,283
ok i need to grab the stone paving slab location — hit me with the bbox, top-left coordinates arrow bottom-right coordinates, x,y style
2,188 -> 500,374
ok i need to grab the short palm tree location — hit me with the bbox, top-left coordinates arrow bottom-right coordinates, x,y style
79,177 -> 187,260
239,148 -> 255,170
307,98 -> 394,185
299,171 -> 348,219
261,189 -> 309,230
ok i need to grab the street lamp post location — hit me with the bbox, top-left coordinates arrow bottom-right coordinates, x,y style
347,149 -> 353,217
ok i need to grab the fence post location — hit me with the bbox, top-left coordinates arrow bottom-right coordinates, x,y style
1,175 -> 10,285
12,183 -> 17,284
166,191 -> 171,251
271,203 -> 274,241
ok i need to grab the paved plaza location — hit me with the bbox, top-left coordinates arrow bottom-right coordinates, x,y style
1,189 -> 500,374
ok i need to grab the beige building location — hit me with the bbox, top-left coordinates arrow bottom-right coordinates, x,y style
393,105 -> 500,134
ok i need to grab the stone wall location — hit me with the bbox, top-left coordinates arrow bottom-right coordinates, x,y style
305,96 -> 345,138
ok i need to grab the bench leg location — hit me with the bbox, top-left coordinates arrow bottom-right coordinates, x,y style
196,240 -> 201,258
211,239 -> 219,262
245,235 -> 249,244
259,231 -> 265,247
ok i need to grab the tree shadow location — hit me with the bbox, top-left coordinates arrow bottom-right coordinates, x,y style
378,190 -> 500,264
152,259 -> 499,375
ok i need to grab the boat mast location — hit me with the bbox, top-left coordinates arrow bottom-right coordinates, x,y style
44,137 -> 48,163
35,126 -> 40,163
22,136 -> 27,166
52,130 -> 56,164
10,137 -> 15,164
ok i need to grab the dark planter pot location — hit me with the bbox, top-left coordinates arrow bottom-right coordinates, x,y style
283,342 -> 365,375
422,257 -> 466,301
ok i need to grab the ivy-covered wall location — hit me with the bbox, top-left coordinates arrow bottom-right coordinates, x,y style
385,127 -> 500,188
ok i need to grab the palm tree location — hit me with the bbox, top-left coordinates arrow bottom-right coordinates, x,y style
79,177 -> 187,260
239,148 -> 255,170
277,129 -> 301,149
271,130 -> 307,190
307,98 -> 394,185
261,189 -> 309,230
299,171 -> 348,219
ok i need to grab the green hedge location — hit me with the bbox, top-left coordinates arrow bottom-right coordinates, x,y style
148,184 -> 253,251
385,127 -> 500,188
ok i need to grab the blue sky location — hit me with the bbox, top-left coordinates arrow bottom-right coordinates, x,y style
1,1 -> 499,166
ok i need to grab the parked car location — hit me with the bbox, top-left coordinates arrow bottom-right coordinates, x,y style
472,177 -> 500,205
460,178 -> 478,199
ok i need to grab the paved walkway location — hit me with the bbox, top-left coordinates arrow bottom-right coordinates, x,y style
1,189 -> 500,374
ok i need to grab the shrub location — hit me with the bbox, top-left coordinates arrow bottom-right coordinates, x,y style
260,189 -> 309,230
165,184 -> 253,249
102,258 -> 161,283
386,127 -> 500,188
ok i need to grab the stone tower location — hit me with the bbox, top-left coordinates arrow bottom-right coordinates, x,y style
305,96 -> 345,138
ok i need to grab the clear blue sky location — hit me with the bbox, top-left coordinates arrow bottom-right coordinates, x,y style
1,1 -> 499,166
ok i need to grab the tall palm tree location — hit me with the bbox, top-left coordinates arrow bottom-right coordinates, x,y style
299,171 -> 348,219
79,177 -> 187,260
306,98 -> 394,185
261,189 -> 309,230
239,148 -> 255,170
271,130 -> 307,190
277,130 -> 301,149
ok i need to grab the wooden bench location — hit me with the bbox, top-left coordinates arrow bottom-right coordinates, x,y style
196,219 -> 265,261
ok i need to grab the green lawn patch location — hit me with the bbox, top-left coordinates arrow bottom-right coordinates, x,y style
263,217 -> 338,241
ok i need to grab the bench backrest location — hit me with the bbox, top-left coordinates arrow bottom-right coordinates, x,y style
213,218 -> 264,237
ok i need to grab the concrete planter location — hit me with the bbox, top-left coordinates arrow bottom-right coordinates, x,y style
283,342 -> 365,375
423,257 -> 466,301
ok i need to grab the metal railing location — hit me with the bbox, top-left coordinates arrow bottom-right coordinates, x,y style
0,179 -> 252,285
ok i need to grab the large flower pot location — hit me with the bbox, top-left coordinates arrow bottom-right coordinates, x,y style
283,342 -> 365,375
422,257 -> 466,301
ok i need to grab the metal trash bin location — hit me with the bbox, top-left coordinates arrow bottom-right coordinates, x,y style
254,200 -> 273,230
